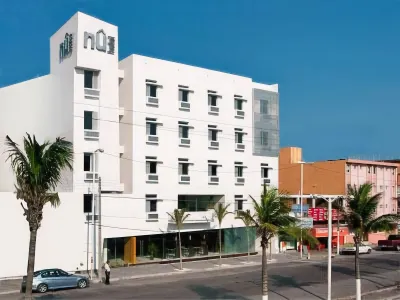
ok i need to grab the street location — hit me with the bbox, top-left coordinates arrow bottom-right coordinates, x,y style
3,252 -> 399,300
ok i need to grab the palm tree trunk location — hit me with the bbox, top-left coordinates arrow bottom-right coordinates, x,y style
269,239 -> 272,261
178,230 -> 183,270
262,238 -> 268,300
354,239 -> 361,300
219,226 -> 222,266
25,227 -> 38,299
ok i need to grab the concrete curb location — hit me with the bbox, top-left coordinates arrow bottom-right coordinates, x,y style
334,285 -> 399,300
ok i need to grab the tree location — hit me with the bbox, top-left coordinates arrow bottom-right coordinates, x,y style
213,203 -> 232,266
237,209 -> 253,262
167,209 -> 190,270
5,134 -> 73,299
343,183 -> 400,300
241,185 -> 316,300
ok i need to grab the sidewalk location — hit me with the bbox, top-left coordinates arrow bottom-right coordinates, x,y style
0,250 -> 330,296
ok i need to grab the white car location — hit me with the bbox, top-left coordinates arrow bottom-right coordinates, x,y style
340,243 -> 372,255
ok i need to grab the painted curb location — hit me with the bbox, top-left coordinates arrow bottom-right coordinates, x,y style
334,285 -> 399,300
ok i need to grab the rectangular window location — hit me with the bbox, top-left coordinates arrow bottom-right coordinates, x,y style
367,166 -> 371,174
179,163 -> 189,175
84,153 -> 92,171
261,167 -> 269,178
84,70 -> 94,89
179,89 -> 189,102
260,100 -> 268,114
146,161 -> 157,174
235,132 -> 243,143
208,95 -> 217,106
146,122 -> 157,136
209,129 -> 218,141
146,84 -> 158,97
235,166 -> 243,177
260,131 -> 268,145
179,125 -> 189,138
83,194 -> 92,213
208,165 -> 218,176
236,200 -> 243,211
234,99 -> 243,110
146,200 -> 157,212
84,111 -> 93,130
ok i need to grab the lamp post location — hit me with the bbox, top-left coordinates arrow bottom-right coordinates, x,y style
298,161 -> 306,259
312,195 -> 343,300
91,148 -> 103,280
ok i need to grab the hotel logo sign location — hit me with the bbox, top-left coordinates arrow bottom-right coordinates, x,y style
83,29 -> 115,55
59,33 -> 73,63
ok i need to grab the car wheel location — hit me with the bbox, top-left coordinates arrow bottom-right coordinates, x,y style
367,249 -> 372,254
37,283 -> 48,293
77,279 -> 87,289
396,245 -> 400,252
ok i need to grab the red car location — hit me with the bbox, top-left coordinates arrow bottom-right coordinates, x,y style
378,234 -> 400,251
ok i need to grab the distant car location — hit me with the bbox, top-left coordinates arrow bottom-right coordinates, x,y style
377,234 -> 400,251
340,243 -> 372,255
21,268 -> 89,293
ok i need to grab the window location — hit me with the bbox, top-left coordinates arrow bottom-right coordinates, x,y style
235,195 -> 244,211
84,153 -> 92,171
57,270 -> 69,276
146,161 -> 157,174
179,123 -> 189,139
146,84 -> 157,98
260,99 -> 268,114
209,165 -> 218,176
235,99 -> 243,111
146,121 -> 157,136
84,70 -> 94,88
261,166 -> 269,178
367,166 -> 371,174
83,194 -> 92,213
84,111 -> 93,130
179,162 -> 189,175
260,131 -> 268,146
373,166 -> 376,174
209,129 -> 218,141
146,198 -> 157,212
235,166 -> 243,177
208,94 -> 217,107
235,131 -> 244,144
179,89 -> 189,102
346,164 -> 350,173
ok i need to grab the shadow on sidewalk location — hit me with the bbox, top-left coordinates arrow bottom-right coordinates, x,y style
188,284 -> 252,300
270,274 -> 325,300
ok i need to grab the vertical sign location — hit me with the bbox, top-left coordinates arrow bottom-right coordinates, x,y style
59,33 -> 73,63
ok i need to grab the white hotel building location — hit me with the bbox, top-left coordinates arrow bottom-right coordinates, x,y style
0,12 -> 279,278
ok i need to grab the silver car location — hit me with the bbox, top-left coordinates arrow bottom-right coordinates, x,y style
21,268 -> 89,293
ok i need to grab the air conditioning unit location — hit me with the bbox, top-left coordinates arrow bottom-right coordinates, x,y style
147,174 -> 159,183
179,175 -> 190,183
235,143 -> 245,151
209,176 -> 219,184
235,110 -> 245,118
146,96 -> 159,106
236,177 -> 245,185
180,138 -> 190,146
263,178 -> 271,185
84,130 -> 100,140
147,213 -> 159,221
147,135 -> 159,144
84,172 -> 98,181
208,106 -> 219,114
179,101 -> 190,110
209,141 -> 219,149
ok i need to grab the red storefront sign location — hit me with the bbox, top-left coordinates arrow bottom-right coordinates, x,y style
308,208 -> 340,221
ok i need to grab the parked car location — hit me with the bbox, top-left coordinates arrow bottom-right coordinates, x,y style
377,234 -> 400,251
21,268 -> 89,293
340,243 -> 372,255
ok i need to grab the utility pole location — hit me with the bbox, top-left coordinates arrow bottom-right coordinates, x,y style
299,162 -> 304,259
97,177 -> 102,281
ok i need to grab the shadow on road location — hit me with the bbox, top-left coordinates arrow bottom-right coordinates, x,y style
269,274 -> 325,300
188,284 -> 252,300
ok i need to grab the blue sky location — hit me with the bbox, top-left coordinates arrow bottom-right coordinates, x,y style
1,0 -> 399,161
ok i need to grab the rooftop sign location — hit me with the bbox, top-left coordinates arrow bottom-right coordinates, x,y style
59,33 -> 73,63
83,29 -> 115,55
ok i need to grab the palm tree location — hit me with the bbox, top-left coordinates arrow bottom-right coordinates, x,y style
5,134 -> 73,299
343,183 -> 400,300
241,185 -> 317,300
213,203 -> 232,266
237,209 -> 253,262
167,209 -> 190,270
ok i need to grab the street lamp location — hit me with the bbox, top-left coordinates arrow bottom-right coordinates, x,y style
311,194 -> 343,300
91,148 -> 103,280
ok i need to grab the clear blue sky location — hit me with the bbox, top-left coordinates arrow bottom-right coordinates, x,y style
1,0 -> 399,161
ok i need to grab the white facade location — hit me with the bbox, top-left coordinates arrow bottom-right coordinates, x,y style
0,12 -> 279,278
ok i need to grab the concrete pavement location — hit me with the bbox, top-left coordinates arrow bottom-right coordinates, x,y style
2,252 -> 399,299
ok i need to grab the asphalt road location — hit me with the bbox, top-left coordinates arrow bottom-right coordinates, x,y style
5,253 -> 400,300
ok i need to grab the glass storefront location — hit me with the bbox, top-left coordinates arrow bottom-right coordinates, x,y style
105,226 -> 256,266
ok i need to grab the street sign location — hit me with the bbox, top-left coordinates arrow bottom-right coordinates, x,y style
298,217 -> 313,228
308,208 -> 340,221
292,204 -> 309,213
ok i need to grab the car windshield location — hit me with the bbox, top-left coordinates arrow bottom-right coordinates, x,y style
33,271 -> 41,277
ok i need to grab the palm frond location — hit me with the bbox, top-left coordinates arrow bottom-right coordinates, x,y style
167,209 -> 189,230
365,214 -> 400,233
213,203 -> 231,225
